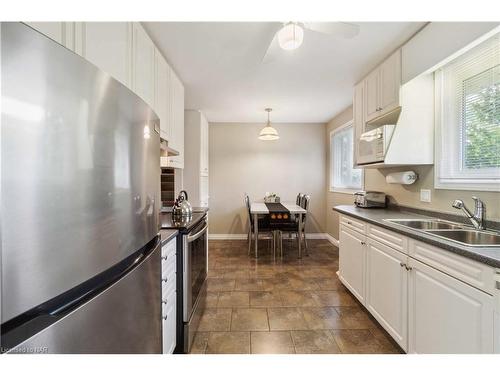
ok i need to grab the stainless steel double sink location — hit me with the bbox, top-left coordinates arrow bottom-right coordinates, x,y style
384,219 -> 500,247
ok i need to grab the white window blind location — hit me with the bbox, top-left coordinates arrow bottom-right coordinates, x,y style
330,123 -> 363,192
435,32 -> 500,191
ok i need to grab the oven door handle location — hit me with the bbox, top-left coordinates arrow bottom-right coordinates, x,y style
187,221 -> 208,243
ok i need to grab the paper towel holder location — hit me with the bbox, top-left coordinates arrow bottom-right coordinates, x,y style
386,171 -> 418,185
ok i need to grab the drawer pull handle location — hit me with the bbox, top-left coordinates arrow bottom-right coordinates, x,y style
400,262 -> 406,268
162,278 -> 168,282
162,300 -> 167,304
360,241 -> 366,245
163,315 -> 168,320
347,221 -> 352,225
162,256 -> 168,260
405,265 -> 413,271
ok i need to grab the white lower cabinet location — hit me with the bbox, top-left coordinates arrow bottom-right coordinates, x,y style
339,226 -> 366,304
161,238 -> 177,354
338,214 -> 497,354
408,257 -> 494,354
366,239 -> 408,351
162,290 -> 176,354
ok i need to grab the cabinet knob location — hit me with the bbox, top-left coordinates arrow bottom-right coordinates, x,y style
162,300 -> 167,304
162,277 -> 168,282
360,241 -> 366,245
161,255 -> 168,260
400,262 -> 405,267
405,265 -> 413,271
163,315 -> 168,320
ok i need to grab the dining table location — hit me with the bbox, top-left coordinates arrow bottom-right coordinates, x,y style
250,202 -> 307,259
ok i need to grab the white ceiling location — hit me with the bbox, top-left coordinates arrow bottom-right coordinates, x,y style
143,22 -> 425,123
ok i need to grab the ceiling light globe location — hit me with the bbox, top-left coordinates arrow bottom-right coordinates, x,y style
278,23 -> 304,50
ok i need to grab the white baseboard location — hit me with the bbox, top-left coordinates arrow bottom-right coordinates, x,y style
209,232 -> 339,246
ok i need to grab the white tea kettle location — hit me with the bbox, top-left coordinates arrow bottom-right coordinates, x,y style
172,190 -> 193,217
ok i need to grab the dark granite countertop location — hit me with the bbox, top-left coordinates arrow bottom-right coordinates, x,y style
333,205 -> 500,269
159,209 -> 207,232
159,229 -> 178,246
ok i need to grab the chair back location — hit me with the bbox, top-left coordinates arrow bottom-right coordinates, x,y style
296,193 -> 304,206
301,194 -> 310,223
244,194 -> 253,227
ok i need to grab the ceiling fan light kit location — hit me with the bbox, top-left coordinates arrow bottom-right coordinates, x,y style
278,22 -> 304,50
259,108 -> 279,141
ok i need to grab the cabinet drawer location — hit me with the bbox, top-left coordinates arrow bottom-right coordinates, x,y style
162,258 -> 176,283
340,215 -> 366,234
409,239 -> 495,295
368,224 -> 408,254
161,238 -> 176,259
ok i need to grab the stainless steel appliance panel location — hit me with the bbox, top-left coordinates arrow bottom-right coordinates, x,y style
1,22 -> 160,322
8,241 -> 162,354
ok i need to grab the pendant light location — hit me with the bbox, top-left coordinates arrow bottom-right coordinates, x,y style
278,22 -> 304,50
258,108 -> 279,141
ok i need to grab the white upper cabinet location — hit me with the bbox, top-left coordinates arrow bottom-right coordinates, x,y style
25,22 -> 67,46
78,22 -> 132,89
154,49 -> 172,141
363,49 -> 401,123
364,69 -> 379,122
132,23 -> 155,108
200,114 -> 209,176
168,70 -> 185,168
379,50 -> 401,115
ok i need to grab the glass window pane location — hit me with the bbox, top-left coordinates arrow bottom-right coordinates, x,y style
331,125 -> 362,190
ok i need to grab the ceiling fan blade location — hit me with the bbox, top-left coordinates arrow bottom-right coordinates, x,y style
304,22 -> 360,38
261,23 -> 283,64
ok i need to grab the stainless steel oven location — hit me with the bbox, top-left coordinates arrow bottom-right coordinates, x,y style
182,216 -> 208,352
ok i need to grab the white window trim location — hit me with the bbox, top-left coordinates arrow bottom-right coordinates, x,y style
329,120 -> 365,194
434,35 -> 500,192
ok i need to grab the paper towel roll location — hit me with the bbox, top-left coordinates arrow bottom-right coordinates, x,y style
386,171 -> 418,185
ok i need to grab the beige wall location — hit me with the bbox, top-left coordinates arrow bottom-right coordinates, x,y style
209,122 -> 327,235
326,106 -> 500,240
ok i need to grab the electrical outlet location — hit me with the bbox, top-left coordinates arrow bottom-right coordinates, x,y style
420,189 -> 431,203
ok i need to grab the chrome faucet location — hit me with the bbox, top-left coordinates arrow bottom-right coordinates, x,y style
452,197 -> 486,230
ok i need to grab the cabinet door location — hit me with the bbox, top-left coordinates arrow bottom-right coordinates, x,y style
132,23 -> 155,107
169,71 -> 184,168
80,22 -> 132,89
199,175 -> 209,208
364,68 -> 380,122
200,114 -> 209,176
162,291 -> 176,354
353,81 -> 364,166
408,258 -> 494,353
25,22 -> 66,45
154,49 -> 171,140
339,226 -> 366,304
366,239 -> 408,351
379,49 -> 401,116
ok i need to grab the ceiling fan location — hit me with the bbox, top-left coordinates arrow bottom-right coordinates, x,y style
262,22 -> 360,63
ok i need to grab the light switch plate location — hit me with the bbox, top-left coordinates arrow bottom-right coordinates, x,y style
420,189 -> 431,203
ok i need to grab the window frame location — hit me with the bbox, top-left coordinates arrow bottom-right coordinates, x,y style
434,33 -> 500,192
329,120 -> 364,194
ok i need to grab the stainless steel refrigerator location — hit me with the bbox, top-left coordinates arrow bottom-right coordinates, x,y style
0,22 -> 162,353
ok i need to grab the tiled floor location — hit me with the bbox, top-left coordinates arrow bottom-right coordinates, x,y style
191,238 -> 403,354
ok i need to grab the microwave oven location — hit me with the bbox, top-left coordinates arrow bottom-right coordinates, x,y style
357,125 -> 395,165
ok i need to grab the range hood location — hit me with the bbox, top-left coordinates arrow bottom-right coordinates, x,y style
359,73 -> 434,169
160,138 -> 179,157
